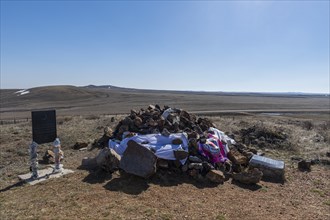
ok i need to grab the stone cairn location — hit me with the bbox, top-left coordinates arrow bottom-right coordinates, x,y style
112,105 -> 212,140
93,105 -> 265,184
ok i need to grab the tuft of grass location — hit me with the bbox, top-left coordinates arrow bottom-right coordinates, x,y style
102,211 -> 110,217
85,115 -> 100,120
323,200 -> 330,206
302,121 -> 313,130
310,188 -> 325,197
216,214 -> 226,220
144,208 -> 156,217
160,212 -> 173,220
319,121 -> 330,130
313,179 -> 322,186
58,116 -> 73,125
17,149 -> 28,157
259,186 -> 269,192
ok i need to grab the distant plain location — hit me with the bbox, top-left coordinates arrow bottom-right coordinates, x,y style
1,85 -> 329,119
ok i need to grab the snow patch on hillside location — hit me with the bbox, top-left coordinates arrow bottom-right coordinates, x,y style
14,89 -> 30,96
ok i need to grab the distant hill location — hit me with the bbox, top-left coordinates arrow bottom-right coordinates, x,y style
0,85 -> 329,119
82,84 -> 329,97
1,85 -> 106,106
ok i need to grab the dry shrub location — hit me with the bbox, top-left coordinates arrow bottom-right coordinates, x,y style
314,121 -> 330,143
58,116 -> 73,125
319,121 -> 330,130
85,115 -> 100,120
302,121 -> 313,130
17,148 -> 28,157
239,124 -> 294,151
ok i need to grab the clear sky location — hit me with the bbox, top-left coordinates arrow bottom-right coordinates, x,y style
1,1 -> 329,93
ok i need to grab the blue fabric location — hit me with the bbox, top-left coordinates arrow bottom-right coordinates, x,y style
109,133 -> 189,163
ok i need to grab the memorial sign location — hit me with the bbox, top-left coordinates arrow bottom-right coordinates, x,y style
32,110 -> 57,144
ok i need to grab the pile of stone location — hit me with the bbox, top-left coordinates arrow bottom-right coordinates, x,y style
84,105 -> 285,185
111,104 -> 213,141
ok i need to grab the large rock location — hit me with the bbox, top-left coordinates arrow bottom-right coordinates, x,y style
148,105 -> 156,111
119,140 -> 157,178
180,110 -> 191,121
43,150 -> 55,163
298,160 -> 311,172
130,109 -> 138,116
227,149 -> 248,165
233,168 -> 263,184
97,135 -> 111,148
157,159 -> 169,169
81,157 -> 98,170
95,148 -> 121,172
197,118 -> 215,131
206,170 -> 225,183
173,149 -> 189,160
43,149 -> 64,163
73,142 -> 88,150
188,163 -> 203,170
104,127 -> 113,137
147,118 -> 158,127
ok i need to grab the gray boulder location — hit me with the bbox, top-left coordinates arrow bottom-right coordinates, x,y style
120,140 -> 157,178
95,148 -> 121,172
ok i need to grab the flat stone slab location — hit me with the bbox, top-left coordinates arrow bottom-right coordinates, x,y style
18,166 -> 74,185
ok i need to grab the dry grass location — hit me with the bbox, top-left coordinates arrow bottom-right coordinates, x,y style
0,113 -> 329,219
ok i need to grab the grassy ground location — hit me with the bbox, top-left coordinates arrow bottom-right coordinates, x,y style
0,113 -> 329,219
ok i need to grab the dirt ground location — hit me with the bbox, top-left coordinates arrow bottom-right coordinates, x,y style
0,112 -> 329,219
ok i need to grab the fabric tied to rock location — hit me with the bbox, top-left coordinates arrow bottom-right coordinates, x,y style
198,128 -> 232,164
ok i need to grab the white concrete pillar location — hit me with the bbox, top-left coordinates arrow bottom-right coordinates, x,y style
53,138 -> 62,173
29,141 -> 38,179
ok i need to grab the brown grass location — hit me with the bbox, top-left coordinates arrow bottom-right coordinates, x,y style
0,113 -> 329,219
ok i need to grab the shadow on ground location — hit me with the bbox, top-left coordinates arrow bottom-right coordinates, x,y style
103,172 -> 150,195
0,180 -> 27,193
150,170 -> 220,189
80,164 -> 283,195
100,169 -> 220,195
82,168 -> 113,184
230,179 -> 262,191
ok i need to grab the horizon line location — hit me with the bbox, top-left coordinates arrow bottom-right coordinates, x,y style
1,84 -> 329,95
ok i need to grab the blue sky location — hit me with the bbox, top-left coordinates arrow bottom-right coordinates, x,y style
1,1 -> 329,93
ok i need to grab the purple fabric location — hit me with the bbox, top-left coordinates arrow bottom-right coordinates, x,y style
198,134 -> 228,164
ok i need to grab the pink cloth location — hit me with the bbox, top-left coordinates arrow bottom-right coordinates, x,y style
198,134 -> 228,164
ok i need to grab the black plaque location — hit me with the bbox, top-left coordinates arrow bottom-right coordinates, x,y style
32,110 -> 57,144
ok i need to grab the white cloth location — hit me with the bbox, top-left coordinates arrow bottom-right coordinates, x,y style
161,108 -> 174,119
208,127 -> 236,145
109,133 -> 188,162
208,127 -> 236,154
